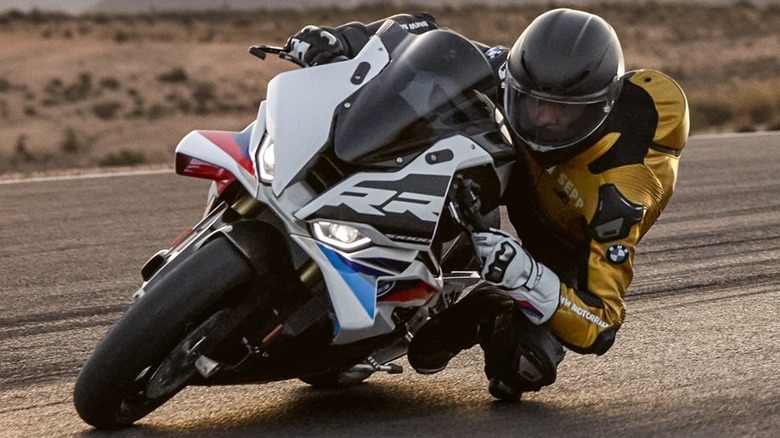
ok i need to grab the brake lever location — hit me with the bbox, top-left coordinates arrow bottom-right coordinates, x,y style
249,44 -> 282,59
248,44 -> 307,67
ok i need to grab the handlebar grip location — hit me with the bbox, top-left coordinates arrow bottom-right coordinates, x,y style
450,175 -> 489,232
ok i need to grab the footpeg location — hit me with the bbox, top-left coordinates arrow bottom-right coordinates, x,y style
349,362 -> 403,374
376,363 -> 403,374
194,355 -> 220,378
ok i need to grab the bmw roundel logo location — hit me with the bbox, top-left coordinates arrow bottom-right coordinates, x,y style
607,244 -> 629,264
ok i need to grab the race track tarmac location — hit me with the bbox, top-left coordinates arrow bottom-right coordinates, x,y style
1,132 -> 778,437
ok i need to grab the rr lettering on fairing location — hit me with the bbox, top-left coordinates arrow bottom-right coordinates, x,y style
305,174 -> 451,241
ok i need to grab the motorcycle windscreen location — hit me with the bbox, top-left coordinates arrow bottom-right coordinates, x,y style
333,29 -> 499,166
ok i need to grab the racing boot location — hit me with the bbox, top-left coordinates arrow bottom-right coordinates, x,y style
408,285 -> 515,374
481,307 -> 565,401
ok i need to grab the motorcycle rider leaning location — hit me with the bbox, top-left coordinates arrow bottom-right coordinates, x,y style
282,9 -> 689,401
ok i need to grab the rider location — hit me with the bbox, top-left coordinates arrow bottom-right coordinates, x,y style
282,9 -> 689,400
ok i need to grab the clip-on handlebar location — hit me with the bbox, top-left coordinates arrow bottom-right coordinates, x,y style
447,175 -> 491,270
447,175 -> 489,233
248,44 -> 349,68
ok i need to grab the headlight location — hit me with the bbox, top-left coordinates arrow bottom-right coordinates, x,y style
257,135 -> 275,183
312,221 -> 371,252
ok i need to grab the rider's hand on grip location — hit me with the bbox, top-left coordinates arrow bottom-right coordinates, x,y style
473,229 -> 531,289
473,229 -> 561,324
284,26 -> 346,67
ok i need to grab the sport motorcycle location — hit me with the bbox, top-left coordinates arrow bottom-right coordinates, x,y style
73,21 -> 515,429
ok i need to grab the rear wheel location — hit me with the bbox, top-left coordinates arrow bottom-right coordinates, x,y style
73,237 -> 253,429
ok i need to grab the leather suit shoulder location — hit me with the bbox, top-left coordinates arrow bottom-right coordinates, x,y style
624,69 -> 690,152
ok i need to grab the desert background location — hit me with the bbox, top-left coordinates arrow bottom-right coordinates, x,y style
0,1 -> 778,177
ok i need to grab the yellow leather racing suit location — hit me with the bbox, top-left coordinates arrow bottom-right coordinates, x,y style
503,69 -> 689,354
305,13 -> 690,355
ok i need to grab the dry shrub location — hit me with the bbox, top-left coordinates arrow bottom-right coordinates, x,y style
60,127 -> 81,153
99,77 -> 121,90
731,83 -> 780,127
91,100 -> 123,119
693,100 -> 734,128
690,80 -> 780,131
15,134 -> 34,162
100,149 -> 146,166
156,67 -> 188,83
113,30 -> 127,42
191,81 -> 216,113
146,104 -> 169,120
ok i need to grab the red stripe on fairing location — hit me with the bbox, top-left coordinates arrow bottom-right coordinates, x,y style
378,282 -> 436,303
198,131 -> 255,175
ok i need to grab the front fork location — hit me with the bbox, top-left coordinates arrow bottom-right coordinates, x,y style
232,195 -> 322,290
137,193 -> 321,382
224,194 -> 480,379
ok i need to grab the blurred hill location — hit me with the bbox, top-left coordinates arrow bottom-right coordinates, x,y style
87,0 -> 524,14
84,0 -> 754,14
3,0 -> 778,14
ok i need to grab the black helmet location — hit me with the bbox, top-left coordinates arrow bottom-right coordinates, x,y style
504,8 -> 624,166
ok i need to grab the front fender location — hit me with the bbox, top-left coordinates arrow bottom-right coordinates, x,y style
140,204 -> 293,294
217,219 -> 292,277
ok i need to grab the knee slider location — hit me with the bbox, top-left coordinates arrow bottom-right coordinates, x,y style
510,321 -> 564,391
483,311 -> 564,393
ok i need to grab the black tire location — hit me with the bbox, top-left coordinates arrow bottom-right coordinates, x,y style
73,237 -> 253,429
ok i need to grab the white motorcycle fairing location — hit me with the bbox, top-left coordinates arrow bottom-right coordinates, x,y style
266,36 -> 391,196
293,135 -> 495,343
173,24 -> 510,345
73,20 -> 517,430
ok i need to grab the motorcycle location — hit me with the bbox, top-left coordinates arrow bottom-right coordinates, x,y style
73,20 -> 515,429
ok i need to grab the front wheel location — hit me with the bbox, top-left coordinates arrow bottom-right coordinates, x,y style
73,237 -> 253,429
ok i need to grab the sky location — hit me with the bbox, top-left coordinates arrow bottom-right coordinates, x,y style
0,0 -> 100,14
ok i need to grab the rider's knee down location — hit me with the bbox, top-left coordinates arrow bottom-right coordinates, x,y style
511,323 -> 565,391
482,310 -> 565,393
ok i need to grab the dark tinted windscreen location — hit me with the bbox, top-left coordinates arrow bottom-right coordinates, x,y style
333,26 -> 498,166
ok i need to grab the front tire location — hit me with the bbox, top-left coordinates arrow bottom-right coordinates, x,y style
73,237 -> 253,429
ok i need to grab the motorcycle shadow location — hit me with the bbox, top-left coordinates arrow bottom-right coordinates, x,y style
78,374 -> 578,437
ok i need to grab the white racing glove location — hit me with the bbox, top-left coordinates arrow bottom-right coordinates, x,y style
473,229 -> 561,325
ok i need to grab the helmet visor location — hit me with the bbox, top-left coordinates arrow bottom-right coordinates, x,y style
505,80 -> 611,152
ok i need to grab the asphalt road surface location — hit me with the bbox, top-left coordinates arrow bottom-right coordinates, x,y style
1,133 -> 778,437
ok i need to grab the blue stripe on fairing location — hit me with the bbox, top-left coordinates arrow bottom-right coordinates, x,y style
317,243 -> 376,319
233,124 -> 254,161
